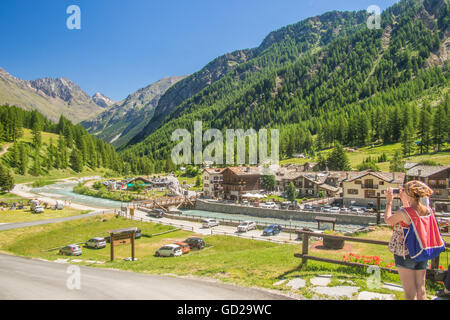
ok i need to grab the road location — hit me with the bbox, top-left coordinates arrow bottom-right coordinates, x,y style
0,254 -> 292,300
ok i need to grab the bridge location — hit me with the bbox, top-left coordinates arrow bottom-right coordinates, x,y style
134,196 -> 196,213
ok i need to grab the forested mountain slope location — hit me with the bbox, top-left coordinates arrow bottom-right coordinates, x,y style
121,0 -> 449,169
126,10 -> 369,146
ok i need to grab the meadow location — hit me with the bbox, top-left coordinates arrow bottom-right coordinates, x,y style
1,214 -> 448,299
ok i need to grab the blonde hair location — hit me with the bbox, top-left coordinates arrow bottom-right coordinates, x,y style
404,180 -> 433,200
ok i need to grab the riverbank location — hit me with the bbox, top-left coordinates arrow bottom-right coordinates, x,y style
11,180 -> 107,212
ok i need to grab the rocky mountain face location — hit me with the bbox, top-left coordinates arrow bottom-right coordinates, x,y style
127,50 -> 255,145
92,92 -> 115,108
81,76 -> 186,147
0,69 -> 107,123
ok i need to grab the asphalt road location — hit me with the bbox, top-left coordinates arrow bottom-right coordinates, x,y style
0,254 -> 292,300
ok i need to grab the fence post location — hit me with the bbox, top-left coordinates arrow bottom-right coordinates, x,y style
302,234 -> 309,265
431,256 -> 440,271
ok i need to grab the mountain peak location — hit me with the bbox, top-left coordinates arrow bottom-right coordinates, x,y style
92,92 -> 115,108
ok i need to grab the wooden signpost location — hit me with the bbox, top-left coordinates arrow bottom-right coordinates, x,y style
108,227 -> 137,262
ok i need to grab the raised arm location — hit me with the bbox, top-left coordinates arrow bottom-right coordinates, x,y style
384,188 -> 409,226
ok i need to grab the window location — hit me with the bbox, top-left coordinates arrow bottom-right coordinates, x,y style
379,181 -> 384,185
355,180 -> 362,185
348,189 -> 358,195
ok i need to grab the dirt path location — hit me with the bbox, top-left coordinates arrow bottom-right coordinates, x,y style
0,143 -> 11,157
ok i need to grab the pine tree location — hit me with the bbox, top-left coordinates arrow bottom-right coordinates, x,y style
70,148 -> 83,173
0,163 -> 14,192
327,143 -> 351,171
286,182 -> 297,202
31,121 -> 42,149
30,149 -> 41,176
17,142 -> 29,175
57,134 -> 68,169
401,123 -> 416,157
432,103 -> 448,152
389,150 -> 404,173
418,105 -> 432,154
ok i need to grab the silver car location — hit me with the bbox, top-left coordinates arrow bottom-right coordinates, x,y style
85,237 -> 106,249
59,244 -> 82,256
237,221 -> 257,232
155,244 -> 182,257
202,219 -> 219,228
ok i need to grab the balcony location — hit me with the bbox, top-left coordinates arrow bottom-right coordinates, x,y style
361,185 -> 379,189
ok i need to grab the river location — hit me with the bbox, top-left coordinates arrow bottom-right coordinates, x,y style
31,181 -> 122,209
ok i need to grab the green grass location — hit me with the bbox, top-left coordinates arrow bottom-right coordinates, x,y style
0,207 -> 87,224
281,143 -> 450,171
0,215 -> 446,299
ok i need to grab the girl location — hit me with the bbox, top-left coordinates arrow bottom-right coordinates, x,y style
385,180 -> 435,300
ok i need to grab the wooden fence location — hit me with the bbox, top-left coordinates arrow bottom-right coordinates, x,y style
295,230 -> 450,281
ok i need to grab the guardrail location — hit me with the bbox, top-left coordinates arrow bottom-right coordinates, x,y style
295,230 -> 450,281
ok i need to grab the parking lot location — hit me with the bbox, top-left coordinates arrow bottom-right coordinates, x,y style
133,209 -> 301,244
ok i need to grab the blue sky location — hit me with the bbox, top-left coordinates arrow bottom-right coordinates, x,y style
0,0 -> 398,101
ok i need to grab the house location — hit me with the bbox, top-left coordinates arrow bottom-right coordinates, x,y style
276,170 -> 343,198
342,171 -> 406,209
202,168 -> 225,199
222,167 -> 263,200
406,165 -> 450,211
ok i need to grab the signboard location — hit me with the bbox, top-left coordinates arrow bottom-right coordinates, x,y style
108,227 -> 138,261
113,238 -> 131,246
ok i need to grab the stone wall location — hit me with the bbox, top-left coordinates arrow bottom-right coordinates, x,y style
195,200 -> 376,226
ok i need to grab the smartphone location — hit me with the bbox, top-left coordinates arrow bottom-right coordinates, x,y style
392,188 -> 400,194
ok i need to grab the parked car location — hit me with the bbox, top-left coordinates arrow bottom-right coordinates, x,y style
147,209 -> 165,218
174,242 -> 191,254
202,218 -> 219,228
59,244 -> 82,256
135,229 -> 142,239
237,221 -> 257,232
261,202 -> 277,209
303,204 -> 313,211
263,224 -> 282,236
33,205 -> 45,214
351,207 -> 364,214
340,208 -> 350,213
329,207 -> 341,213
54,200 -> 64,210
288,203 -> 300,210
253,202 -> 260,207
280,202 -> 291,209
155,244 -> 182,257
322,205 -> 332,212
242,200 -> 249,206
184,237 -> 206,250
85,237 -> 106,249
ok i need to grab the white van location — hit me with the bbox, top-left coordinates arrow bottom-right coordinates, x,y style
202,219 -> 219,228
54,200 -> 64,210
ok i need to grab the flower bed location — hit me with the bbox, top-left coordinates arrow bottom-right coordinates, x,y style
343,253 -> 395,269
